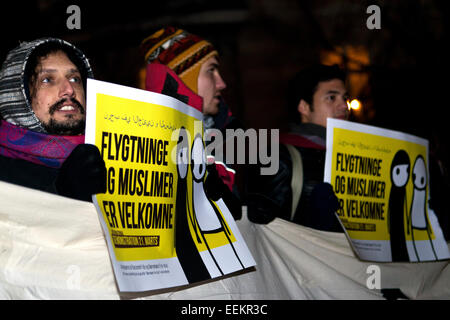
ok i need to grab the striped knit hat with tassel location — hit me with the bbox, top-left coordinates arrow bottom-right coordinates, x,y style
140,27 -> 218,94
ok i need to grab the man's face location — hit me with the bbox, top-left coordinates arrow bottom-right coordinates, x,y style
197,56 -> 227,116
299,79 -> 349,127
29,50 -> 86,135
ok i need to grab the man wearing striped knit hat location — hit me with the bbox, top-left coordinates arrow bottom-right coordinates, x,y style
141,27 -> 242,219
141,27 -> 226,118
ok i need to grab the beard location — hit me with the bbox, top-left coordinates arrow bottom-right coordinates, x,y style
42,97 -> 86,135
43,117 -> 85,135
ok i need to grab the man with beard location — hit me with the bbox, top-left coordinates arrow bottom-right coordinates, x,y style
0,38 -> 106,201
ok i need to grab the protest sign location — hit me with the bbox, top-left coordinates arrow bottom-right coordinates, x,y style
324,119 -> 450,262
85,79 -> 255,292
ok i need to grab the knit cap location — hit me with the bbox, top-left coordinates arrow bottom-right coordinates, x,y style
141,27 -> 218,94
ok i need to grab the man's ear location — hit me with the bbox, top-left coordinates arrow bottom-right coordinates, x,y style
297,99 -> 310,122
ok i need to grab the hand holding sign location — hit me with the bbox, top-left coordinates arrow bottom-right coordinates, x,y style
56,143 -> 106,201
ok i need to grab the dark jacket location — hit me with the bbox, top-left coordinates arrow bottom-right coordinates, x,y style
0,153 -> 58,193
247,123 -> 343,232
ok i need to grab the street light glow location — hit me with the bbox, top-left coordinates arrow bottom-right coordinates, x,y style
349,99 -> 362,110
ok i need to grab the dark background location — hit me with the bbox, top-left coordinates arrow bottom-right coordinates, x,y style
2,0 -> 449,173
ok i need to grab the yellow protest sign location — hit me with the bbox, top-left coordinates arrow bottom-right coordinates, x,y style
325,119 -> 450,262
85,79 -> 255,292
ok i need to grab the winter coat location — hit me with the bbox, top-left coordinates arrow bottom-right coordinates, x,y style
246,122 -> 343,232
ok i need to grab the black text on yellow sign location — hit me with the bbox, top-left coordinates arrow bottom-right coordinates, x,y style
100,131 -> 169,165
102,200 -> 174,230
334,152 -> 387,222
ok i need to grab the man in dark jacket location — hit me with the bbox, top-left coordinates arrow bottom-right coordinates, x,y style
247,64 -> 349,232
0,38 -> 106,201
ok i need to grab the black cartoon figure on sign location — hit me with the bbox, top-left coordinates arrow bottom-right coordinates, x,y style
174,127 -> 210,282
388,150 -> 411,262
190,133 -> 244,276
409,155 -> 437,261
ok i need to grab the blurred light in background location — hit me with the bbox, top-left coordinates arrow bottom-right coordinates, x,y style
348,98 -> 361,110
